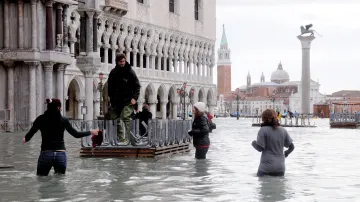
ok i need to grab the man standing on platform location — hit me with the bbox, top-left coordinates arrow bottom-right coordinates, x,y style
108,53 -> 141,145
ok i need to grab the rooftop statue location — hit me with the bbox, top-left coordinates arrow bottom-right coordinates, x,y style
299,24 -> 322,37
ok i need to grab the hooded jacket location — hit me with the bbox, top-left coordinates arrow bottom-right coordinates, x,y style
108,62 -> 141,109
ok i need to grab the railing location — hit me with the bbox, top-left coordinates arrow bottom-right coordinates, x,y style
330,113 -> 359,123
252,114 -> 316,127
70,119 -> 192,148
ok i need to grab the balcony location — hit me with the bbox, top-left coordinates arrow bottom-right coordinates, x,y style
103,0 -> 128,16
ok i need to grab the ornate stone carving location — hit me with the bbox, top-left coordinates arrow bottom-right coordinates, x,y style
3,61 -> 15,68
24,61 -> 40,68
42,62 -> 55,71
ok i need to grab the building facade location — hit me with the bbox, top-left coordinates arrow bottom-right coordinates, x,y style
0,0 -> 217,127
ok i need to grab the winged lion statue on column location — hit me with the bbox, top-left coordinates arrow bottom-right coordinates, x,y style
300,24 -> 322,37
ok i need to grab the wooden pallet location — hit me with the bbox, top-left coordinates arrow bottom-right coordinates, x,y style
252,123 -> 316,128
80,143 -> 191,158
330,122 -> 360,129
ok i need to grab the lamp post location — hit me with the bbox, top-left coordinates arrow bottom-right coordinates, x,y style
232,88 -> 245,120
177,82 -> 194,120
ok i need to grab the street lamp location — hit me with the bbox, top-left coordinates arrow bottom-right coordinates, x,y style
232,88 -> 245,120
177,82 -> 194,120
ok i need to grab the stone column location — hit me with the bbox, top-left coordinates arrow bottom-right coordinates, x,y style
132,50 -> 137,67
126,48 -> 131,62
103,45 -> 109,71
93,99 -> 100,118
4,61 -> 15,129
137,99 -> 144,112
145,54 -> 150,69
157,54 -> 162,70
30,0 -> 37,50
55,4 -> 63,51
25,61 -> 39,123
69,38 -> 76,54
163,56 -> 167,71
297,35 -> 315,114
172,101 -> 178,119
3,0 -> 10,49
151,55 -> 155,69
86,11 -> 95,53
45,0 -> 54,50
57,64 -> 66,115
62,5 -> 69,53
173,56 -> 178,73
139,52 -> 144,68
161,100 -> 168,119
209,104 -> 215,116
183,59 -> 188,74
18,0 -> 24,49
83,70 -> 94,121
111,46 -> 116,68
189,60 -> 193,75
43,62 -> 55,99
76,98 -> 84,119
36,63 -> 43,115
168,56 -> 173,72
149,101 -> 157,119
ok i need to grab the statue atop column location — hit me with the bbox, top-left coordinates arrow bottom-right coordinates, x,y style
299,24 -> 322,37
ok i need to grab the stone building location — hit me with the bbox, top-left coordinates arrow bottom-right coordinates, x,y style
0,0 -> 217,127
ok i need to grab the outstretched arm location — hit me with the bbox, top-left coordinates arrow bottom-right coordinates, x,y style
63,118 -> 91,138
23,118 -> 40,143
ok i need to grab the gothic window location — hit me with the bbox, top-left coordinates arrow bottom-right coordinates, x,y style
137,0 -> 144,3
169,0 -> 175,13
194,0 -> 199,20
225,53 -> 228,59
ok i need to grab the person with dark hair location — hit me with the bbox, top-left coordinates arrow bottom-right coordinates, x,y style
108,53 -> 141,145
134,104 -> 152,137
188,102 -> 210,159
251,109 -> 295,177
22,98 -> 98,176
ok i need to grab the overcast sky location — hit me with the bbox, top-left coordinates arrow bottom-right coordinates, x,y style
214,0 -> 360,94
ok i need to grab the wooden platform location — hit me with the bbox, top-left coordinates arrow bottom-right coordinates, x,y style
252,123 -> 316,128
80,143 -> 191,158
330,122 -> 360,129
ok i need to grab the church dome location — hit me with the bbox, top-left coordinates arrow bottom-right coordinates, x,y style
270,62 -> 289,83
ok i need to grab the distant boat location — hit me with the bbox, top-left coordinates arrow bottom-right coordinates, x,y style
230,112 -> 240,117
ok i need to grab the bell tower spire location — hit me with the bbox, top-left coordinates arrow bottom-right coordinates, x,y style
217,24 -> 232,95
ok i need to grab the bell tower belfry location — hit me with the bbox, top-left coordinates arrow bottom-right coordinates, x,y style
217,25 -> 232,95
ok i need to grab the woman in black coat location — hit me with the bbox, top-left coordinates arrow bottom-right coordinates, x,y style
188,102 -> 210,159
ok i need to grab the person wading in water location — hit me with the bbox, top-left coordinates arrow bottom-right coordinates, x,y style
188,102 -> 210,159
251,109 -> 295,177
22,98 -> 98,176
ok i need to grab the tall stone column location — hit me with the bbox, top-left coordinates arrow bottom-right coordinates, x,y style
69,38 -> 76,54
139,52 -> 144,68
30,0 -> 37,50
157,54 -> 162,70
43,62 -> 55,99
86,11 -> 95,53
126,48 -> 131,61
172,101 -> 178,119
132,50 -> 137,67
4,61 -> 15,129
137,98 -> 145,112
150,55 -> 155,70
76,98 -> 84,119
4,0 -> 10,49
297,35 -> 315,114
161,100 -> 168,119
149,101 -> 157,119
57,64 -> 66,114
45,0 -> 54,50
55,4 -> 63,51
62,5 -> 69,53
36,63 -> 43,115
174,56 -> 178,73
93,99 -> 100,119
25,61 -> 39,123
145,54 -> 150,69
18,0 -> 24,49
103,45 -> 109,71
183,59 -> 188,74
168,56 -> 173,72
163,56 -> 167,71
111,46 -> 116,67
83,70 -> 94,121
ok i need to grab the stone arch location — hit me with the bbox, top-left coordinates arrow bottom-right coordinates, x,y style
167,85 -> 179,119
198,87 -> 206,103
144,83 -> 156,104
65,76 -> 84,119
156,84 -> 167,118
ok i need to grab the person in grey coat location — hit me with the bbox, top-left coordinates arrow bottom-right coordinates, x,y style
252,109 -> 295,177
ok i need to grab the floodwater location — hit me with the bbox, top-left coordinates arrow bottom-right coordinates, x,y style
0,118 -> 359,202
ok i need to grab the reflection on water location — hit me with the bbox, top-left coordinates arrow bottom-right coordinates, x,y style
1,118 -> 360,201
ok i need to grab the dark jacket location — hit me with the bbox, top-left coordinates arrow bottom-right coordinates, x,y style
188,115 -> 210,147
108,62 -> 141,109
25,114 -> 90,151
134,109 -> 153,136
